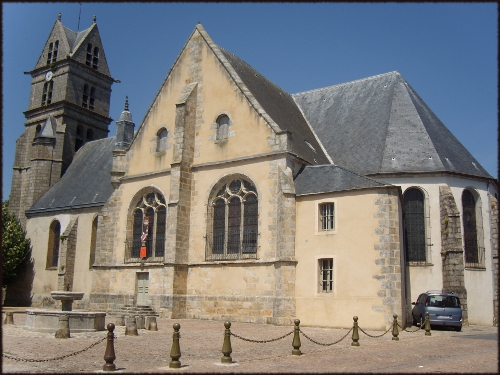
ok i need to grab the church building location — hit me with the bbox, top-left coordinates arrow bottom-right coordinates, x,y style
8,14 -> 498,330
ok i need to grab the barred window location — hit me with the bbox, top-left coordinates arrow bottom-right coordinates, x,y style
403,188 -> 426,263
207,178 -> 258,260
46,220 -> 60,269
128,191 -> 167,260
319,259 -> 333,293
319,203 -> 335,231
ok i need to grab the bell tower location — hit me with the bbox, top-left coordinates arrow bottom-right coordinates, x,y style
9,13 -> 116,225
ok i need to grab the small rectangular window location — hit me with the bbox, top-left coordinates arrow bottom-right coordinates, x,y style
320,203 -> 335,231
319,258 -> 333,293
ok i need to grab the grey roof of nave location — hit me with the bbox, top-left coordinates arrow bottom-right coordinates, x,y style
294,165 -> 391,196
218,47 -> 330,166
26,137 -> 115,214
292,71 -> 492,178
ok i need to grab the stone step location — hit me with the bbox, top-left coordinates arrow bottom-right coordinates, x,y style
109,305 -> 158,317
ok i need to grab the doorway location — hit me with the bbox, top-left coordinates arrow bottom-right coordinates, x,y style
136,272 -> 149,306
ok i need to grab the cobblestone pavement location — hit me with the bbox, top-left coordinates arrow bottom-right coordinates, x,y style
2,309 -> 498,373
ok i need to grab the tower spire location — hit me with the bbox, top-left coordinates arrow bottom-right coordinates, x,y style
125,96 -> 129,111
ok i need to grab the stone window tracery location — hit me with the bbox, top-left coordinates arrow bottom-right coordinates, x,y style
207,178 -> 258,260
127,190 -> 167,260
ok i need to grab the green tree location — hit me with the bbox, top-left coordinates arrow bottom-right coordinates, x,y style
2,201 -> 31,287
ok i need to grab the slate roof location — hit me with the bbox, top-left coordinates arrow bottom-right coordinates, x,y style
63,24 -> 92,54
294,165 -> 392,196
217,46 -> 330,165
26,137 -> 115,214
292,71 -> 492,179
37,116 -> 57,138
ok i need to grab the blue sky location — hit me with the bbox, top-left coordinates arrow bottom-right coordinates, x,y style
2,3 -> 498,201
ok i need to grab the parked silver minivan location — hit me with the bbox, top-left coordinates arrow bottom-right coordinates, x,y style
411,290 -> 462,331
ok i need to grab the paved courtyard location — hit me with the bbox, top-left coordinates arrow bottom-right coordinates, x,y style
2,308 -> 498,373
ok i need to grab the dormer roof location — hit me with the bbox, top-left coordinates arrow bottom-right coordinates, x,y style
37,115 -> 57,138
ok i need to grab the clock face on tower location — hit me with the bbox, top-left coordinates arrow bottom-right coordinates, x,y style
45,71 -> 53,81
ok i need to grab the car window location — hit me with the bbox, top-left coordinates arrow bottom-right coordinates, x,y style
428,295 -> 460,308
417,294 -> 426,304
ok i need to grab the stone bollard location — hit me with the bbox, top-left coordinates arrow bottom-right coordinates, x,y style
115,315 -> 125,326
424,312 -> 432,336
221,321 -> 233,364
292,319 -> 301,356
125,316 -> 139,336
55,315 -> 70,339
392,314 -> 399,341
351,316 -> 360,347
4,311 -> 14,325
146,316 -> 158,331
135,315 -> 146,330
103,323 -> 116,371
169,323 -> 181,368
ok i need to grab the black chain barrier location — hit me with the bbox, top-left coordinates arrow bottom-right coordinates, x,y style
299,327 -> 353,346
397,322 -> 421,333
358,326 -> 391,338
2,336 -> 107,363
230,330 -> 294,343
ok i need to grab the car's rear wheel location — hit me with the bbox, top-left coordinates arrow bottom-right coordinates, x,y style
454,325 -> 462,332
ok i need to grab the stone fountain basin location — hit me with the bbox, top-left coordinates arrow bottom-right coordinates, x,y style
50,291 -> 84,301
25,309 -> 106,332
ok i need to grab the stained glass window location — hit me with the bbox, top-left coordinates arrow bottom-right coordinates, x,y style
404,188 -> 426,263
462,190 -> 478,264
208,178 -> 258,259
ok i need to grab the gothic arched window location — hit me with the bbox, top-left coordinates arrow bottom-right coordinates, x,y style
86,43 -> 93,66
46,40 -> 59,65
462,189 -> 483,266
128,190 -> 167,260
89,87 -> 95,110
207,178 -> 258,260
403,188 -> 426,263
42,81 -> 53,106
46,220 -> 61,269
216,115 -> 230,141
157,128 -> 168,152
93,47 -> 99,69
82,84 -> 89,108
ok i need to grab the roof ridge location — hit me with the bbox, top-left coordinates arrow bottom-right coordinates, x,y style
293,71 -> 400,96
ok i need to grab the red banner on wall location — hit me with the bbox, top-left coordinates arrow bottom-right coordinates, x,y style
140,246 -> 147,258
